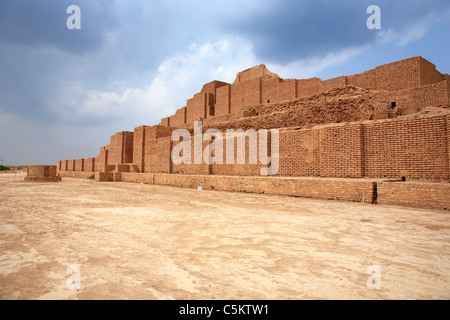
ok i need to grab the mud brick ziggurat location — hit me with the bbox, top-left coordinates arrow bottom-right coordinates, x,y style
57,56 -> 450,210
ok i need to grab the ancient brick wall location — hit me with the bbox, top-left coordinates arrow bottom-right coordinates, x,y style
261,78 -> 281,104
243,79 -> 261,106
132,126 -> 148,173
363,115 -> 449,180
377,182 -> 450,210
67,160 -> 75,172
160,117 -> 170,127
230,82 -> 245,114
201,81 -> 229,94
215,85 -> 231,117
278,129 -> 320,177
419,58 -> 444,87
108,131 -> 134,165
145,136 -> 172,174
123,132 -> 134,163
147,174 -> 376,203
277,79 -> 297,102
172,138 -> 210,175
109,133 -> 122,165
170,107 -> 187,127
75,159 -> 84,172
84,158 -> 95,172
321,76 -> 348,93
160,57 -> 448,127
318,124 -> 364,178
26,165 -> 61,182
95,146 -> 108,172
296,78 -> 321,97
187,93 -> 207,123
233,65 -> 278,84
58,57 -> 449,186
208,134 -> 263,176
142,126 -> 175,174
375,81 -> 449,115
447,77 -> 450,104
375,57 -> 421,91
347,69 -> 377,89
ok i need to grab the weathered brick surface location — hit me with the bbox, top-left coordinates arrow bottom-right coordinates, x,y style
419,58 -> 444,87
377,181 -> 450,210
244,79 -> 261,106
376,81 -> 449,115
230,82 -> 245,114
95,146 -> 108,172
84,158 -> 95,172
277,79 -> 297,102
319,124 -> 364,178
132,126 -> 148,173
321,76 -> 347,92
26,165 -> 61,182
160,57 -> 446,127
109,131 -> 134,165
375,57 -> 421,91
364,115 -> 449,180
187,93 -> 207,123
215,85 -> 231,117
59,171 -> 95,179
75,159 -> 84,172
347,69 -> 377,89
170,107 -> 187,127
261,77 -> 281,104
297,78 -> 322,97
57,57 -> 450,209
278,129 -> 320,177
67,160 -> 75,172
172,138 -> 210,175
121,173 -> 376,203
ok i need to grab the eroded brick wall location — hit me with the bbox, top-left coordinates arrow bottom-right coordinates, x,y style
95,146 -> 108,172
297,78 -> 322,97
84,158 -> 95,172
170,107 -> 187,127
419,58 -> 444,87
161,57 -> 447,128
318,124 -> 364,178
26,165 -> 61,182
377,181 -> 450,210
75,159 -> 84,172
278,129 -> 320,177
364,115 -> 449,180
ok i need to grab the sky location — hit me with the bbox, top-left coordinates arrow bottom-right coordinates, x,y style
0,0 -> 449,165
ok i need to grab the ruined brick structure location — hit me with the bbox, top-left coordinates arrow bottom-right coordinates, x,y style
57,57 -> 450,210
26,165 -> 62,182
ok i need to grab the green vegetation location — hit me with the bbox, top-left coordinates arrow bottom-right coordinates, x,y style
0,165 -> 11,171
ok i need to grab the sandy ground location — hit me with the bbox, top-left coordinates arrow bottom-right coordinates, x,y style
0,173 -> 449,300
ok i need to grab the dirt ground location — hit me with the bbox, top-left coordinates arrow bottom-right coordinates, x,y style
0,173 -> 449,300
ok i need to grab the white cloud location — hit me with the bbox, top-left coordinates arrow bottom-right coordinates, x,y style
267,45 -> 369,79
51,36 -> 259,127
377,8 -> 450,46
49,35 -> 372,130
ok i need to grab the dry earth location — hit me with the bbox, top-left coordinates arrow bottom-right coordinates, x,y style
0,173 -> 449,300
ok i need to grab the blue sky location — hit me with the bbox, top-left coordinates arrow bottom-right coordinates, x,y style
0,0 -> 449,165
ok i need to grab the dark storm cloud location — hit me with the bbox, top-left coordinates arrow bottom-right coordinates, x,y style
0,0 -> 117,54
218,0 -> 450,63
